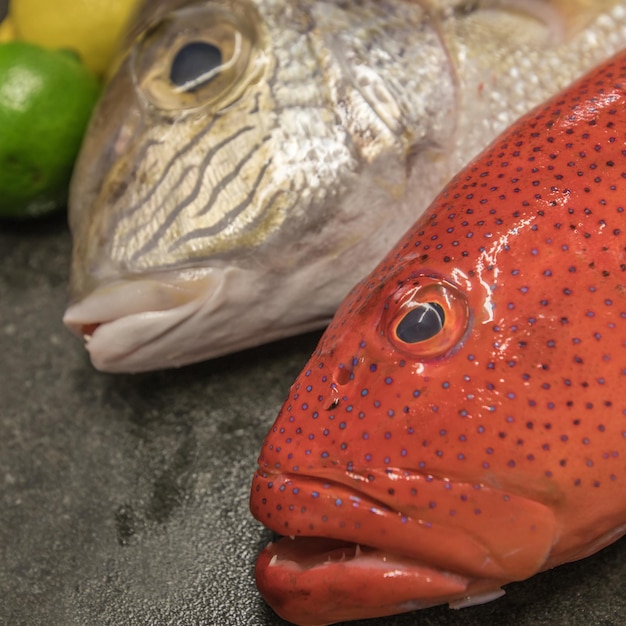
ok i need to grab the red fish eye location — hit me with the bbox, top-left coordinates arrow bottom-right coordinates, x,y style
383,277 -> 470,359
395,302 -> 445,343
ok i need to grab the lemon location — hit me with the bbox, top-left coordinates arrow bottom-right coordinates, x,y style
11,0 -> 141,76
0,17 -> 14,43
0,41 -> 100,219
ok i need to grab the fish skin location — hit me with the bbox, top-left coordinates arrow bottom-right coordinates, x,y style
64,0 -> 626,372
249,50 -> 626,625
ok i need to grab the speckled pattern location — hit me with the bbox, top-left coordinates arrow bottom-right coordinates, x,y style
0,214 -> 625,624
251,52 -> 626,624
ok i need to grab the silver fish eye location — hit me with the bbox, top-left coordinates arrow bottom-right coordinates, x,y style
132,4 -> 264,112
170,41 -> 224,92
396,302 -> 445,343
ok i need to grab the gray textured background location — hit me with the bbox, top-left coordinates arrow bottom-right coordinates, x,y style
1,214 -> 625,625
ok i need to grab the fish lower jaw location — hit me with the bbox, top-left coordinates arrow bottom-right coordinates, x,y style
255,535 -> 506,626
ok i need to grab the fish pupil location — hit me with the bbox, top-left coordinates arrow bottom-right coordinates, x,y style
170,41 -> 223,91
396,302 -> 445,343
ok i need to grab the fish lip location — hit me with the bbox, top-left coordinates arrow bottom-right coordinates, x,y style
252,478 -> 504,625
250,467 -> 557,624
251,468 -> 488,575
63,270 -> 218,372
257,536 -> 476,603
251,467 -> 558,583
256,535 -> 508,625
66,300 -> 202,371
64,274 -> 208,331
63,265 -> 334,372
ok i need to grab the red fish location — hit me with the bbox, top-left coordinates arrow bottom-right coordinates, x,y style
249,49 -> 626,625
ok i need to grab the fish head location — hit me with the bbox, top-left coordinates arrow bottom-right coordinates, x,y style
65,0 -> 453,371
249,227 -> 562,625
66,0 -> 288,370
250,52 -> 626,625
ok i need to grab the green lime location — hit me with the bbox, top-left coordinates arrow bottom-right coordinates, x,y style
0,41 -> 100,218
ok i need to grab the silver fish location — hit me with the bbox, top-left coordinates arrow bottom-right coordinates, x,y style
65,0 -> 626,372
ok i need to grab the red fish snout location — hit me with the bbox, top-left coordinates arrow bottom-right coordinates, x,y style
250,464 -> 558,625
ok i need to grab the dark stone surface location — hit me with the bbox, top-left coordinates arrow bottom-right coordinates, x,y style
1,215 -> 625,626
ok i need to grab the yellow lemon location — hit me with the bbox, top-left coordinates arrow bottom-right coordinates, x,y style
0,41 -> 100,218
0,17 -> 14,43
11,0 -> 141,76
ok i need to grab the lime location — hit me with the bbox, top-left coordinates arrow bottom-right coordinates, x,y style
11,0 -> 141,76
0,41 -> 100,219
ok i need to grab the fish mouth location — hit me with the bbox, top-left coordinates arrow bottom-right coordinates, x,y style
63,271 -> 217,372
63,265 -> 332,373
256,537 -> 489,626
250,468 -> 558,625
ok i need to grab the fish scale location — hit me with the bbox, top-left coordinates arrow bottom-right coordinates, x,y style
250,49 -> 626,626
